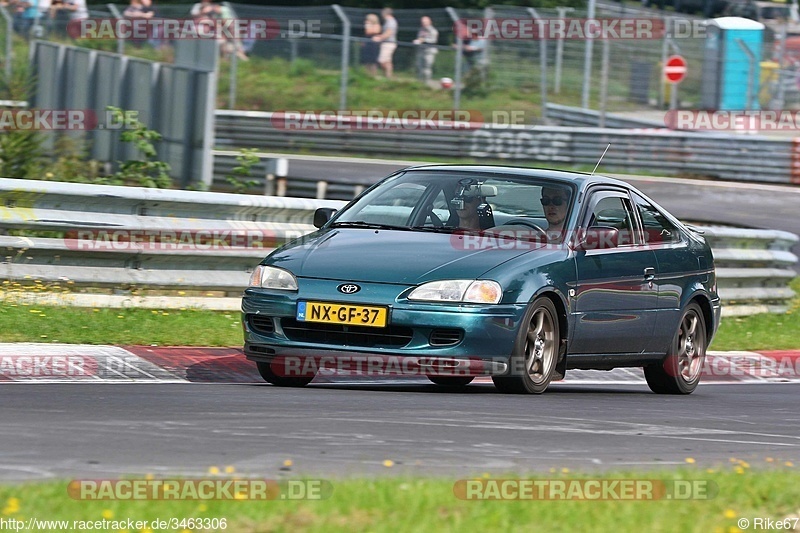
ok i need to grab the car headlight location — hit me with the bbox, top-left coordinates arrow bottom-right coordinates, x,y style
408,280 -> 502,304
248,265 -> 298,290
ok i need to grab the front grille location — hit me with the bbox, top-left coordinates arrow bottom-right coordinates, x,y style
429,328 -> 464,347
248,315 -> 275,335
281,318 -> 413,348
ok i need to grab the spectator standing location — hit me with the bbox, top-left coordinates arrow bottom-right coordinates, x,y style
69,0 -> 86,20
219,1 -> 248,61
17,0 -> 40,36
190,0 -> 246,61
123,0 -> 152,19
123,0 -> 153,47
190,0 -> 219,20
361,13 -> 381,77
372,7 -> 397,79
49,0 -> 72,37
463,32 -> 487,74
413,16 -> 438,84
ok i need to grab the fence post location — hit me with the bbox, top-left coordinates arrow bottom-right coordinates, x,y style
599,38 -> 609,127
332,5 -> 350,112
735,38 -> 756,111
445,7 -> 462,111
554,7 -> 573,94
223,2 -> 238,109
107,3 -> 125,56
527,8 -> 547,123
0,6 -> 12,80
265,157 -> 288,196
776,23 -> 788,109
659,18 -> 670,109
581,0 -> 596,108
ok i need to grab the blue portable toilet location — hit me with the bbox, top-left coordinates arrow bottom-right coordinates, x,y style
701,17 -> 765,110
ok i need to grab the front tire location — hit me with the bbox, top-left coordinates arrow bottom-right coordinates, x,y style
427,375 -> 474,387
493,297 -> 560,394
644,302 -> 707,395
257,361 -> 315,387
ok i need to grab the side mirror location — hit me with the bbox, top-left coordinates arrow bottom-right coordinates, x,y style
573,226 -> 620,251
313,208 -> 337,228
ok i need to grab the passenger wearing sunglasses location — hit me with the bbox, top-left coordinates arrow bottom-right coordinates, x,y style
540,186 -> 569,241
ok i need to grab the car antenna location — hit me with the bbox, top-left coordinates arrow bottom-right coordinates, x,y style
591,144 -> 611,176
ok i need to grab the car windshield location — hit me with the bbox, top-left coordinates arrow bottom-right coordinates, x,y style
330,170 -> 576,241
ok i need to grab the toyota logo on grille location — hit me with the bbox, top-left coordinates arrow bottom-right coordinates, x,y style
338,283 -> 361,294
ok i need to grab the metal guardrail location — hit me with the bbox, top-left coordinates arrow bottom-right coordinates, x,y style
0,178 -> 796,314
702,227 -> 798,316
214,110 -> 800,185
0,178 -> 341,301
545,103 -> 669,129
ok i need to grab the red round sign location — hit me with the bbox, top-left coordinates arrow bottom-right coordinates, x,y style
664,55 -> 687,84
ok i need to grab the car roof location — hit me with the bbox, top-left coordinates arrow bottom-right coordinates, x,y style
400,164 -> 633,190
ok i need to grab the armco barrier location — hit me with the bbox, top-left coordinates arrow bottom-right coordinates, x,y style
0,178 -> 796,314
702,227 -> 798,315
0,178 -> 341,300
214,110 -> 796,185
544,103 -> 667,129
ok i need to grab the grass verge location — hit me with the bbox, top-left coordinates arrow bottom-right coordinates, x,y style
0,468 -> 798,532
0,305 -> 243,346
709,277 -> 800,352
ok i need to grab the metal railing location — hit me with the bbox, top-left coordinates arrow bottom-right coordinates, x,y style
0,178 -> 795,314
702,226 -> 798,315
214,110 -> 800,185
545,103 -> 669,128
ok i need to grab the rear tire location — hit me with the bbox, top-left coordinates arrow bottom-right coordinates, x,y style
257,361 -> 315,387
427,375 -> 474,387
644,302 -> 706,395
493,297 -> 560,394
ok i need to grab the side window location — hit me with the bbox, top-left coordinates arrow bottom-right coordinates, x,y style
632,193 -> 681,244
584,193 -> 637,245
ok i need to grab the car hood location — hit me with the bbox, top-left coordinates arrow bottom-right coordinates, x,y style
265,228 -> 546,285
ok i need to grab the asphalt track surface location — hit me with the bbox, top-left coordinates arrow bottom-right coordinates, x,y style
1,382 -> 799,481
280,155 -> 800,257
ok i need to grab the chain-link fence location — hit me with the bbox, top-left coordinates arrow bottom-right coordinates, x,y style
4,2 -> 800,122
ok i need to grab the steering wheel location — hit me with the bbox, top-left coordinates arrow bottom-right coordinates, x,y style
503,218 -> 548,240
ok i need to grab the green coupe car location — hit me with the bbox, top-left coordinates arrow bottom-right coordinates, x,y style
242,166 -> 721,394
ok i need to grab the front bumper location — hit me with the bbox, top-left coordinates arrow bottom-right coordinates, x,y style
242,283 -> 527,375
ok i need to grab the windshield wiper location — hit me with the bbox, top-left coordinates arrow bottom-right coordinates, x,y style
409,225 -> 460,233
329,221 -> 409,231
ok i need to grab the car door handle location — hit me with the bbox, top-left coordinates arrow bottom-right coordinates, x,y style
643,267 -> 656,281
